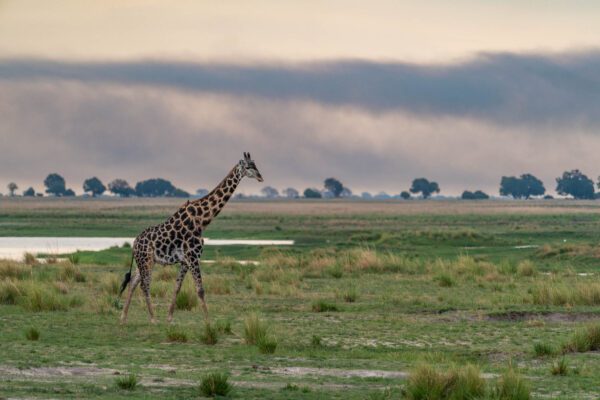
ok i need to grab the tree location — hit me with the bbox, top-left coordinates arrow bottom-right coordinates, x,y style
361,192 -> 373,199
410,178 -> 440,199
196,188 -> 209,198
462,190 -> 489,200
340,187 -> 353,198
44,173 -> 67,196
261,186 -> 279,198
135,178 -> 177,197
556,169 -> 595,199
172,188 -> 191,198
303,188 -> 322,198
7,182 -> 18,196
63,188 -> 75,197
83,177 -> 106,197
108,179 -> 136,197
324,178 -> 344,198
499,174 -> 545,199
400,191 -> 411,200
23,187 -> 35,197
283,188 -> 299,199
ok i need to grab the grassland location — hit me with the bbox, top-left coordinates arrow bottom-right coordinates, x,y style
0,198 -> 599,399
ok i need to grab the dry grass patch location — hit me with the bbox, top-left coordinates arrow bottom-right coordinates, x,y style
530,281 -> 600,306
205,275 -> 231,295
0,279 -> 22,305
0,262 -> 31,280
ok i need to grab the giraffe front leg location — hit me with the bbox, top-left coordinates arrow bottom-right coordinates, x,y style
167,264 -> 188,323
120,270 -> 141,324
190,264 -> 210,323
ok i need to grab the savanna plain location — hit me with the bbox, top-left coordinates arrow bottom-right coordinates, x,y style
0,198 -> 599,399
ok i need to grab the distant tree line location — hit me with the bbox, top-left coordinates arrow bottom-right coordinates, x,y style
3,169 -> 600,200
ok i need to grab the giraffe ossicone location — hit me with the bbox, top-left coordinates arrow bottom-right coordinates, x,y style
119,152 -> 263,324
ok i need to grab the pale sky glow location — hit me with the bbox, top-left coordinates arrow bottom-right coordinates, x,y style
1,1 -> 600,196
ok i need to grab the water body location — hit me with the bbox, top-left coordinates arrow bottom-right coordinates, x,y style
0,237 -> 294,261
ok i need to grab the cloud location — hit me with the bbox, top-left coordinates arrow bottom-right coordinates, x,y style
2,50 -> 600,127
2,50 -> 600,196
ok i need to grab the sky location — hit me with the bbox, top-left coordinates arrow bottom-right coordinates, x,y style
2,1 -> 600,196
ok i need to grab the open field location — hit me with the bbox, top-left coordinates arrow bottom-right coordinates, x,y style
0,198 -> 599,399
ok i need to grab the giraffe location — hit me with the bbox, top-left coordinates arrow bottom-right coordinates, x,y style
119,152 -> 263,324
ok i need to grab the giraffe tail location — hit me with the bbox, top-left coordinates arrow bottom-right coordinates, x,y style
119,254 -> 135,297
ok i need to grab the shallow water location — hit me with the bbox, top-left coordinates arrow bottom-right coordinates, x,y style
0,237 -> 294,261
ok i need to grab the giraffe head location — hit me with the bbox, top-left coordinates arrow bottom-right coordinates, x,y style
239,152 -> 263,182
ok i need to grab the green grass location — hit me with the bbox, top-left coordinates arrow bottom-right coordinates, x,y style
200,322 -> 219,345
25,327 -> 40,341
0,199 -> 599,399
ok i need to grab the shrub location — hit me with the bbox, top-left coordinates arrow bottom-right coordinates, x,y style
199,372 -> 232,397
243,313 -> 267,345
0,279 -> 22,305
550,358 -> 568,376
176,286 -> 198,310
25,327 -> 40,341
491,369 -> 530,400
166,326 -> 188,343
200,323 -> 219,345
312,300 -> 339,312
257,335 -> 277,354
562,324 -> 600,353
533,342 -> 555,357
404,364 -> 485,400
115,374 -> 138,390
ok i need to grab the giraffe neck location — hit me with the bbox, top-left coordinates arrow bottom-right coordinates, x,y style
189,164 -> 243,229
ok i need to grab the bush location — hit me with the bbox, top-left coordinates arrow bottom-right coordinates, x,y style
25,327 -> 40,341
115,374 -> 138,390
312,300 -> 339,312
243,313 -> 267,345
199,372 -> 232,397
491,369 -> 530,400
176,286 -> 198,310
200,323 -> 219,345
166,326 -> 188,343
562,324 -> 600,353
533,342 -> 555,357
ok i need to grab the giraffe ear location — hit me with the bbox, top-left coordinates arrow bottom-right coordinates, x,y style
244,152 -> 250,161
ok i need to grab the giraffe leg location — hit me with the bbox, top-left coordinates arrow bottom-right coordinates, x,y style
139,259 -> 156,324
167,264 -> 188,323
190,263 -> 209,323
120,269 -> 141,324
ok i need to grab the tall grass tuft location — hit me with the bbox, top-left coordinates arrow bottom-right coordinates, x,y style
19,284 -> 81,312
257,335 -> 277,354
491,369 -> 530,400
166,326 -> 188,343
59,263 -> 86,283
23,253 -> 38,266
0,263 -> 31,280
0,279 -> 22,305
562,324 -> 600,353
404,364 -> 485,400
550,358 -> 568,376
312,300 -> 339,312
516,260 -> 537,277
115,374 -> 138,390
200,322 -> 219,345
25,327 -> 40,341
176,285 -> 198,311
243,313 -> 267,345
199,372 -> 232,397
533,342 -> 555,357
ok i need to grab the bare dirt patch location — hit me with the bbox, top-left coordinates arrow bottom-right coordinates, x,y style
0,365 -> 118,378
487,311 -> 600,322
270,366 -> 409,379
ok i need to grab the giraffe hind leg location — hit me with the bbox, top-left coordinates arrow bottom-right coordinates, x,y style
139,258 -> 157,324
120,269 -> 141,324
190,264 -> 209,323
